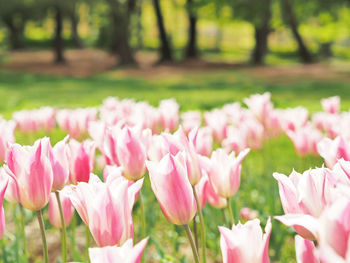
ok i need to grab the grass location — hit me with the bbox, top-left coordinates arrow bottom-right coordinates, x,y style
0,67 -> 349,262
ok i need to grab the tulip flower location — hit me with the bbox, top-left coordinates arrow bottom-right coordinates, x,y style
191,127 -> 213,157
146,153 -> 197,225
204,109 -> 227,143
280,107 -> 309,132
317,198 -> 350,263
89,238 -> 148,263
208,148 -> 250,198
68,139 -> 95,185
0,120 -> 15,163
244,92 -> 273,123
287,125 -> 323,156
0,176 -> 8,239
158,99 -> 179,132
50,136 -> 70,191
69,174 -> 135,247
48,188 -> 74,229
273,168 -> 336,240
321,96 -> 340,114
181,111 -> 201,134
13,107 -> 56,133
218,217 -> 272,263
6,138 -> 53,211
317,136 -> 350,168
0,168 -> 19,204
295,235 -> 319,263
240,207 -> 259,221
117,127 -> 146,181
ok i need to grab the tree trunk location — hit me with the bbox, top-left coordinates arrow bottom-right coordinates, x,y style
153,0 -> 173,62
109,0 -> 137,66
70,3 -> 83,49
136,0 -> 144,50
281,0 -> 313,63
251,0 -> 271,65
3,15 -> 25,50
54,6 -> 65,63
185,0 -> 198,58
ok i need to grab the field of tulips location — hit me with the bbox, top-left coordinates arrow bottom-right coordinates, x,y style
0,91 -> 350,263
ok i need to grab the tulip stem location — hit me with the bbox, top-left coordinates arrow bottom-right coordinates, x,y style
139,190 -> 146,263
55,191 -> 67,263
37,209 -> 49,263
19,205 -> 28,261
228,197 -> 234,226
184,224 -> 200,263
222,208 -> 228,226
13,206 -> 20,263
193,215 -> 199,251
85,225 -> 90,258
192,186 -> 207,263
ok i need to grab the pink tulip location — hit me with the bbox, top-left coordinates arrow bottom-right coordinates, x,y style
287,125 -> 323,156
69,174 -> 135,246
146,154 -> 197,225
273,168 -> 336,240
318,198 -> 350,262
6,138 -> 53,211
13,107 -> 56,133
208,148 -> 250,198
317,136 -> 350,168
321,96 -> 340,114
50,136 -> 69,191
89,237 -> 148,263
204,109 -> 227,143
0,168 -> 19,204
68,139 -> 95,185
244,92 -> 273,123
117,127 -> 146,180
0,120 -> 15,163
190,127 -> 213,157
280,107 -> 309,132
158,99 -> 179,132
0,176 -> 8,239
240,207 -> 259,221
194,174 -> 208,210
218,217 -> 272,263
181,111 -> 201,134
48,188 -> 74,229
147,135 -> 170,161
295,235 -> 319,263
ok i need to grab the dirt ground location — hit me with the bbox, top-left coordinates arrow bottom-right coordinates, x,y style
1,49 -> 350,81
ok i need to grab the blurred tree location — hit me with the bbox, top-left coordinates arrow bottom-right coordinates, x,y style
185,0 -> 198,58
0,0 -> 36,49
69,1 -> 84,49
280,0 -> 313,63
230,0 -> 272,64
108,0 -> 137,66
153,0 -> 173,62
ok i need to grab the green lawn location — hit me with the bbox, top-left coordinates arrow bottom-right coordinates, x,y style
0,68 -> 349,262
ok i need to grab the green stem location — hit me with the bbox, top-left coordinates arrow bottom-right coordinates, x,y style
193,215 -> 198,251
184,224 -> 200,263
222,208 -> 228,226
85,225 -> 90,258
139,190 -> 146,263
13,205 -> 19,263
37,209 -> 49,263
192,186 -> 207,263
228,197 -> 234,226
70,213 -> 77,260
19,205 -> 27,261
55,191 -> 67,263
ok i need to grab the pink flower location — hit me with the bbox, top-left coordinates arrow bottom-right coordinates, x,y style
89,237 -> 148,263
69,175 -> 134,246
13,107 -> 56,133
0,120 -> 15,163
321,96 -> 340,114
273,168 -> 336,240
190,127 -> 213,157
48,188 -> 74,229
318,198 -> 350,262
200,171 -> 227,209
68,139 -> 95,185
317,136 -> 350,168
244,92 -> 273,123
295,235 -> 319,263
6,138 -> 53,211
240,207 -> 259,221
117,127 -> 146,180
181,111 -> 201,134
280,107 -> 309,132
0,176 -> 8,239
50,136 -> 70,191
208,148 -> 250,198
146,154 -> 197,225
218,217 -> 272,263
204,109 -> 227,143
287,125 -> 323,156
0,168 -> 19,204
158,99 -> 179,132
